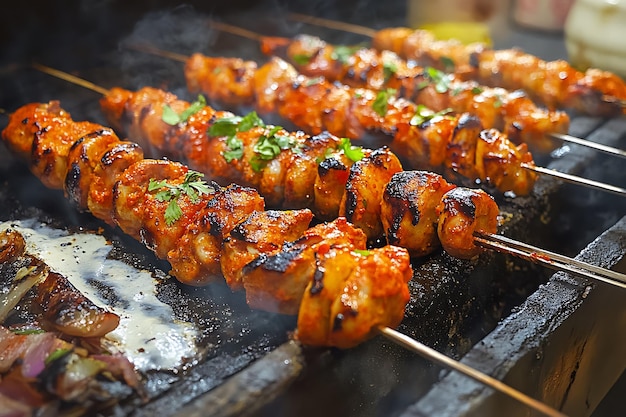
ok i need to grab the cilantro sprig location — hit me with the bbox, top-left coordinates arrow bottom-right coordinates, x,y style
372,88 -> 397,117
292,53 -> 313,65
410,105 -> 453,127
148,170 -> 214,225
209,112 -> 266,162
250,126 -> 301,172
316,138 -> 364,164
330,44 -> 362,64
382,61 -> 398,82
418,67 -> 452,94
162,95 -> 207,126
337,138 -> 364,162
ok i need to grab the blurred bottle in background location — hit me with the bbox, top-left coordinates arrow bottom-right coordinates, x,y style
565,0 -> 626,78
406,0 -> 509,45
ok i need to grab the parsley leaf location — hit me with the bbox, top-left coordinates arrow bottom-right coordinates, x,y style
337,138 -> 364,162
210,112 -> 265,163
292,53 -> 313,65
162,95 -> 207,126
330,44 -> 362,64
372,88 -> 397,117
410,105 -> 453,127
383,61 -> 398,82
250,126 -> 301,172
425,67 -> 451,93
440,56 -> 455,72
223,136 -> 244,162
148,170 -> 214,225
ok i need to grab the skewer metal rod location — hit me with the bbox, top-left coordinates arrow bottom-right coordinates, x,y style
208,21 -> 626,160
287,12 -> 377,38
474,231 -> 626,289
522,164 -> 626,197
209,20 -> 263,42
32,63 -> 110,95
549,132 -> 626,160
378,326 -> 568,417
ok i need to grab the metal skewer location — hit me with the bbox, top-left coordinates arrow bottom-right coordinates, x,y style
474,231 -> 626,288
208,20 -> 626,160
287,12 -> 378,38
377,326 -> 568,417
32,62 -> 626,288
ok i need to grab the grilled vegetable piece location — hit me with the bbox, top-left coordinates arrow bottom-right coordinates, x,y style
371,27 -> 626,116
182,55 -> 538,195
261,33 -> 570,152
0,228 -> 120,338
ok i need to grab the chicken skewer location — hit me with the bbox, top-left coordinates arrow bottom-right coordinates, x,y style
121,48 -> 626,197
31,64 -> 626,288
1,100 -> 568,417
209,21 -> 626,160
286,12 -> 626,117
212,20 -> 570,154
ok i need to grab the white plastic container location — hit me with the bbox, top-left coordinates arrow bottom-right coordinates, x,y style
565,0 -> 626,78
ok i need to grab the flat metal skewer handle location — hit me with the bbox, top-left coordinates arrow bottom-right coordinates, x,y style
474,231 -> 626,289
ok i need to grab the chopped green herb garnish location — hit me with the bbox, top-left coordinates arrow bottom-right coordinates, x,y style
210,112 -> 266,162
353,249 -> 371,256
12,328 -> 45,335
162,95 -> 207,126
223,136 -> 244,162
45,348 -> 72,365
410,105 -> 453,127
382,61 -> 398,82
250,126 -> 301,172
330,44 -> 362,64
372,88 -> 397,117
292,53 -> 313,65
148,170 -> 214,225
440,56 -> 455,72
338,138 -> 364,162
425,67 -> 451,93
471,86 -> 484,95
305,76 -> 324,87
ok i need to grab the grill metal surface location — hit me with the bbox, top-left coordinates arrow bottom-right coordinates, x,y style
1,1 -> 625,416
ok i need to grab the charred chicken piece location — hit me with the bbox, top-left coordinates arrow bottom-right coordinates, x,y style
297,244 -> 412,349
436,187 -> 500,259
381,171 -> 456,257
371,27 -> 626,116
241,217 -> 368,315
